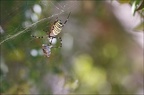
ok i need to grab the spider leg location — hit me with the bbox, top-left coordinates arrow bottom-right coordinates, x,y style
57,37 -> 62,48
48,36 -> 54,45
48,36 -> 62,48
31,35 -> 47,39
62,12 -> 71,27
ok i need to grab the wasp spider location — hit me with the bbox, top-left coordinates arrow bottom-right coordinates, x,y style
31,12 -> 71,57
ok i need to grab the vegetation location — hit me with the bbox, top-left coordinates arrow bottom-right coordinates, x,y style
0,0 -> 143,94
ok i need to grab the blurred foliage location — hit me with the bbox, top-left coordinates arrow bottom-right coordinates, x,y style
0,0 -> 143,94
118,0 -> 144,32
118,0 -> 144,13
134,22 -> 144,31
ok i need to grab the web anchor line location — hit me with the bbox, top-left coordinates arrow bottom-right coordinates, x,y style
0,11 -> 64,45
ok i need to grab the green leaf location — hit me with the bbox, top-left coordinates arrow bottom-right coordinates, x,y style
132,1 -> 137,15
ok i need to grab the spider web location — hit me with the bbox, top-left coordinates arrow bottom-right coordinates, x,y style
0,1 -> 77,93
0,0 -> 78,66
0,1 -> 76,64
0,1 -> 74,46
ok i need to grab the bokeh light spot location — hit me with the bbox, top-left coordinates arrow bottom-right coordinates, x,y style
33,4 -> 42,14
30,49 -> 38,57
103,43 -> 118,58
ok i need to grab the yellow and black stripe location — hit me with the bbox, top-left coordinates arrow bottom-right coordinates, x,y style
52,20 -> 63,35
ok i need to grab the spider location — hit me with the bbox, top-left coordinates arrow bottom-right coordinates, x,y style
31,12 -> 71,46
31,12 -> 71,57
